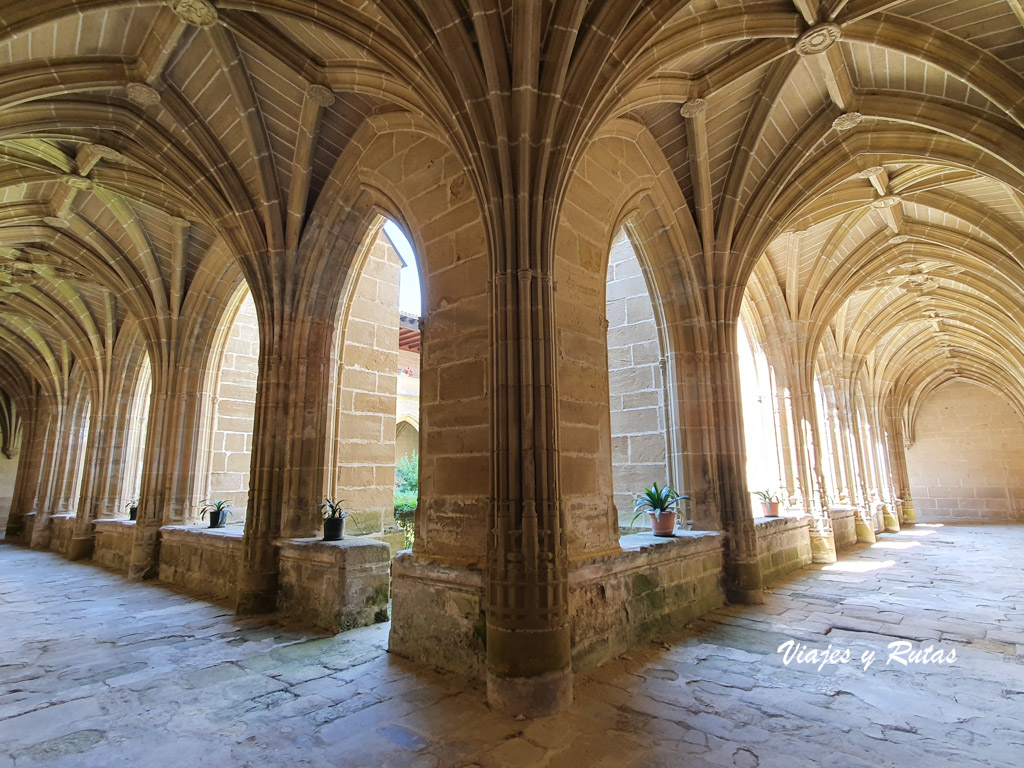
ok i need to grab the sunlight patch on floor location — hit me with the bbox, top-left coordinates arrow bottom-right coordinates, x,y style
823,559 -> 896,573
870,540 -> 921,550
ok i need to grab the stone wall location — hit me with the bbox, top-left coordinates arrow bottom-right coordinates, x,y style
569,532 -> 724,672
92,520 -> 136,573
335,232 -> 401,536
393,534 -> 725,679
554,166 -> 619,558
390,553 -> 487,678
46,514 -> 77,557
606,231 -> 669,525
158,526 -> 243,603
207,292 -> 259,516
828,506 -> 858,550
17,512 -> 35,546
277,537 -> 391,632
907,381 -> 1024,522
0,451 -> 17,536
755,516 -> 812,585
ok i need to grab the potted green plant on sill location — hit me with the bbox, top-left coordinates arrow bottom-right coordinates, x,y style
754,490 -> 781,517
631,483 -> 688,537
320,497 -> 349,541
199,499 -> 232,528
126,497 -> 139,522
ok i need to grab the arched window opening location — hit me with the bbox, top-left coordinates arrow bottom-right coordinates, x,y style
68,399 -> 91,516
0,392 -> 21,533
814,373 -> 838,504
605,229 -> 671,531
738,316 -> 783,516
206,289 -> 259,522
123,354 -> 151,510
331,218 -> 421,553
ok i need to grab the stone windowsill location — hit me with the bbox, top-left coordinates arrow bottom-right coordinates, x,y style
162,524 -> 245,536
571,530 -> 723,583
159,525 -> 246,551
754,515 -> 811,532
93,519 -> 136,529
828,506 -> 858,519
618,529 -> 721,554
276,536 -> 390,566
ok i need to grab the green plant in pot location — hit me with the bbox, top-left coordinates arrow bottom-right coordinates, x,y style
320,497 -> 348,541
754,490 -> 781,517
199,499 -> 232,528
631,483 -> 688,537
126,497 -> 139,522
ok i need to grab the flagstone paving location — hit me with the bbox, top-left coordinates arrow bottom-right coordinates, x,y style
1,524 -> 1021,767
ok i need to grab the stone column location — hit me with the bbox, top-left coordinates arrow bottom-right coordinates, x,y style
708,322 -> 764,603
238,314 -> 334,613
884,407 -> 915,526
4,398 -> 47,541
849,402 -> 876,542
128,370 -> 209,580
781,365 -> 836,563
28,398 -> 72,550
673,348 -> 717,531
128,387 -> 171,580
803,392 -> 838,563
486,268 -> 572,716
775,379 -> 803,512
70,381 -> 136,560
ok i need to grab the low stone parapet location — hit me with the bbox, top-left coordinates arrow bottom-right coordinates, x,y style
755,515 -> 812,585
828,506 -> 858,551
6,511 -> 32,544
389,554 -> 486,678
277,537 -> 391,633
569,531 -> 725,672
158,525 -> 244,603
45,514 -> 76,556
92,519 -> 136,573
872,503 -> 885,533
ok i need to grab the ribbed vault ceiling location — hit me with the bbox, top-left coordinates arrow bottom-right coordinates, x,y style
0,0 -> 1021,437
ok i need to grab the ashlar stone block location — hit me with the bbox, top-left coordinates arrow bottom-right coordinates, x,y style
277,537 -> 391,633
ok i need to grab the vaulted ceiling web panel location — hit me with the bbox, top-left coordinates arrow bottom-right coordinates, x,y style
0,7 -> 161,65
706,67 -> 766,214
265,16 -> 375,64
634,103 -> 693,206
741,57 -> 829,209
899,0 -> 1022,53
233,34 -> 306,212
901,200 -> 995,243
165,32 -> 260,210
845,42 -> 1007,117
940,177 -> 1024,229
306,93 -> 383,219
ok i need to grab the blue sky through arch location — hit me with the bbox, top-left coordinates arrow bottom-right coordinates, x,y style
383,219 -> 421,317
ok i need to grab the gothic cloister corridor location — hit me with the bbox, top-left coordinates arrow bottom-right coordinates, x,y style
1,524 -> 1020,767
2,0 -> 1024,756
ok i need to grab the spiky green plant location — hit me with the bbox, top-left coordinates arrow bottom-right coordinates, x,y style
631,483 -> 688,526
199,499 -> 233,520
754,490 -> 780,503
319,497 -> 349,520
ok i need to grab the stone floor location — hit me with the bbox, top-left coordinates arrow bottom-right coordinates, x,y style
0,524 -> 1022,768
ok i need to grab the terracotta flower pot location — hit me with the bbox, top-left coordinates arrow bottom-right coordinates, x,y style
648,511 -> 677,537
760,501 -> 780,517
208,509 -> 227,528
